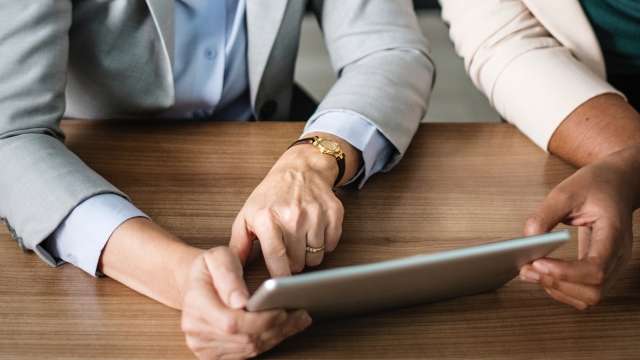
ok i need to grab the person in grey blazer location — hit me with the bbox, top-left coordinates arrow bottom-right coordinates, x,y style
0,0 -> 433,358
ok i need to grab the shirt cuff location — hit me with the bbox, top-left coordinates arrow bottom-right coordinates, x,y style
41,194 -> 148,277
303,110 -> 394,188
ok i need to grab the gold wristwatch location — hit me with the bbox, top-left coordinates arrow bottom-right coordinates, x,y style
289,136 -> 346,187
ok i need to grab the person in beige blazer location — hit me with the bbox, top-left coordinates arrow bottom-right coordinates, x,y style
440,0 -> 640,310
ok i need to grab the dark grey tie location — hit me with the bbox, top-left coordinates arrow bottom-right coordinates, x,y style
255,0 -> 308,120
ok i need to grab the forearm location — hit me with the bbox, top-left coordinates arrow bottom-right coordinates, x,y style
549,94 -> 640,167
99,217 -> 203,309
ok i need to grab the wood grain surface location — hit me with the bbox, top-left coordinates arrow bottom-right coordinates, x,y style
1,121 -> 638,359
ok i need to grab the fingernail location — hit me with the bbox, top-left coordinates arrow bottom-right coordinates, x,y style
229,290 -> 248,309
532,260 -> 551,275
520,268 -> 540,283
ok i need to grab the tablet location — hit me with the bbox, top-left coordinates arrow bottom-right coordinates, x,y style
246,230 -> 570,317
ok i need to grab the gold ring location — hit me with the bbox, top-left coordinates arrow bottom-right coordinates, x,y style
305,245 -> 325,254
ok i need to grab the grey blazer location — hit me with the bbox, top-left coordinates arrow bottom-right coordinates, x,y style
0,0 -> 434,266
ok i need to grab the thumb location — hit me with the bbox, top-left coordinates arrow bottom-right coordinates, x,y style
229,213 -> 253,265
524,189 -> 575,236
204,247 -> 250,310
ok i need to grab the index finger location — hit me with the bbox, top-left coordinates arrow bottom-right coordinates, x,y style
252,212 -> 292,277
229,214 -> 254,265
524,188 -> 575,236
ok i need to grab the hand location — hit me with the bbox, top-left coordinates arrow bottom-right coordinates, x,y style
181,247 -> 312,359
230,137 -> 351,276
519,144 -> 640,310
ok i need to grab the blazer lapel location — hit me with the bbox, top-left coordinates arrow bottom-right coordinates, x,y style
246,0 -> 289,108
144,0 -> 300,114
523,0 -> 606,77
145,0 -> 175,69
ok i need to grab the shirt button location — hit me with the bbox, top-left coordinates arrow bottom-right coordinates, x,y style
204,47 -> 217,61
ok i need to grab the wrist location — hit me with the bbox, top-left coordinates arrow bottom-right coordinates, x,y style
275,144 -> 339,187
169,241 -> 206,308
609,143 -> 640,209
101,217 -> 204,310
549,93 -> 640,166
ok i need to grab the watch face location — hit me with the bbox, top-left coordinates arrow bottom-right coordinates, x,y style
318,139 -> 340,153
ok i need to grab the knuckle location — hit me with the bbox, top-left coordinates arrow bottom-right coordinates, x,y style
255,209 -> 275,227
219,314 -> 239,335
280,207 -> 303,228
524,216 -> 543,234
306,202 -> 322,217
330,198 -> 344,217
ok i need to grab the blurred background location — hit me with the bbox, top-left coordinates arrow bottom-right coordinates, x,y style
295,1 -> 501,123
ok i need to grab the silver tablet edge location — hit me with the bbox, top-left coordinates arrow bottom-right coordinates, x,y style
249,230 -> 570,307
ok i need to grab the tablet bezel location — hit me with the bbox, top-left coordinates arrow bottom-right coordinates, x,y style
247,230 -> 570,316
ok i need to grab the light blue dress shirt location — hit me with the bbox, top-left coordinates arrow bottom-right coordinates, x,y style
43,0 -> 393,276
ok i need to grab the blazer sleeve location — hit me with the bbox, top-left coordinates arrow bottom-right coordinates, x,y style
310,0 -> 435,169
439,0 -> 623,150
0,1 -> 127,265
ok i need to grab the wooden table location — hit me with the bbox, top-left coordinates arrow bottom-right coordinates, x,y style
1,121 -> 638,359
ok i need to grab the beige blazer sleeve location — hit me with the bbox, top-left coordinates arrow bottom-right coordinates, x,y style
439,0 -> 622,150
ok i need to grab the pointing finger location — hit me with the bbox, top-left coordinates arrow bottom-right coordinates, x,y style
253,211 -> 291,277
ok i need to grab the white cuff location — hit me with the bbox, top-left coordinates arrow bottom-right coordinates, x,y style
304,109 -> 394,188
42,194 -> 148,276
